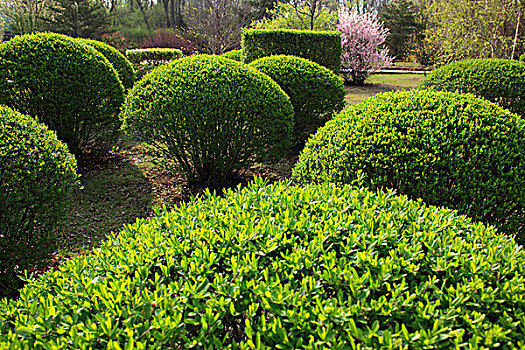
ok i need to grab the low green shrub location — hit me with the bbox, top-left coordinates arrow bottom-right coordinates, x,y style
293,90 -> 525,242
249,55 -> 345,143
520,54 -> 525,62
79,38 -> 135,90
1,178 -> 524,348
126,48 -> 183,79
121,54 -> 293,188
221,49 -> 242,61
242,29 -> 341,74
0,105 -> 78,299
419,58 -> 525,116
0,33 -> 125,154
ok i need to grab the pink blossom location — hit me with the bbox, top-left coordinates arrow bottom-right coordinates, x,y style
338,11 -> 393,85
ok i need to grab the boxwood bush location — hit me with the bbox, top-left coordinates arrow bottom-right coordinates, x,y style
222,49 -> 242,61
79,38 -> 135,90
0,105 -> 78,299
293,90 -> 525,242
1,178 -> 525,348
0,33 -> 125,154
520,54 -> 525,62
242,29 -> 341,74
249,55 -> 345,143
121,55 -> 293,188
419,58 -> 525,116
126,48 -> 183,80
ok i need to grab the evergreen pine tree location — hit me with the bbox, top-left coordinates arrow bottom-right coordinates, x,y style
46,0 -> 112,38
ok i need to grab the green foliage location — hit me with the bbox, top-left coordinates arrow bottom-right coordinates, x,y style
126,48 -> 183,80
221,49 -> 242,61
0,33 -> 125,154
78,38 -> 135,90
1,178 -> 525,348
520,53 -> 525,61
0,105 -> 78,299
121,55 -> 293,188
419,58 -> 525,117
251,2 -> 337,31
45,0 -> 112,38
293,90 -> 525,242
379,0 -> 424,60
249,55 -> 345,143
425,0 -> 524,63
242,29 -> 341,74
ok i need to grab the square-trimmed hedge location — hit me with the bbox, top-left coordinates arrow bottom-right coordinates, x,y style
241,29 -> 341,74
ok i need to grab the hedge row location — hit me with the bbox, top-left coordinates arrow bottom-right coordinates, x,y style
242,29 -> 341,74
221,49 -> 242,61
293,89 -> 525,243
126,48 -> 183,80
1,178 -> 524,348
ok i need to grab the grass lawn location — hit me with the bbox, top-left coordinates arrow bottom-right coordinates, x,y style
51,73 -> 422,259
344,73 -> 425,105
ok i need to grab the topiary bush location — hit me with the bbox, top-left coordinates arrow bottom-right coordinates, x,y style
221,49 -> 242,61
419,58 -> 525,116
249,55 -> 345,143
121,54 -> 293,188
78,38 -> 135,90
242,29 -> 341,73
1,178 -> 525,348
126,48 -> 183,80
0,33 -> 125,154
0,105 -> 78,299
293,90 -> 525,242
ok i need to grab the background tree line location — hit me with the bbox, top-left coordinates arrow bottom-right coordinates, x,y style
0,0 -> 524,62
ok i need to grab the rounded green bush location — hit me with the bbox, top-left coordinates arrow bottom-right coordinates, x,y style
419,58 -> 525,116
520,54 -> 525,62
250,55 -> 345,143
293,90 -> 525,242
78,38 -> 135,90
0,33 -> 125,154
121,54 -> 293,188
126,48 -> 184,80
222,49 -> 242,61
1,179 -> 525,348
0,105 -> 78,299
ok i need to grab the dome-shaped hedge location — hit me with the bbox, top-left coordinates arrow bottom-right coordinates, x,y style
78,38 -> 135,90
121,54 -> 293,188
1,179 -> 525,348
0,33 -> 125,154
222,49 -> 242,61
419,58 -> 525,116
249,55 -> 345,143
0,105 -> 78,299
293,90 -> 525,242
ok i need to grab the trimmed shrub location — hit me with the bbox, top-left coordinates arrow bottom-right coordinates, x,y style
520,53 -> 525,62
126,48 -> 184,80
121,55 -> 293,188
0,105 -> 78,299
221,49 -> 242,61
242,29 -> 341,74
0,33 -> 125,154
293,90 -> 525,242
1,178 -> 525,348
78,38 -> 135,90
249,55 -> 345,143
419,58 -> 525,116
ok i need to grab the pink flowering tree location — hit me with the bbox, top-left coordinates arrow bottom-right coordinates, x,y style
338,11 -> 393,85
